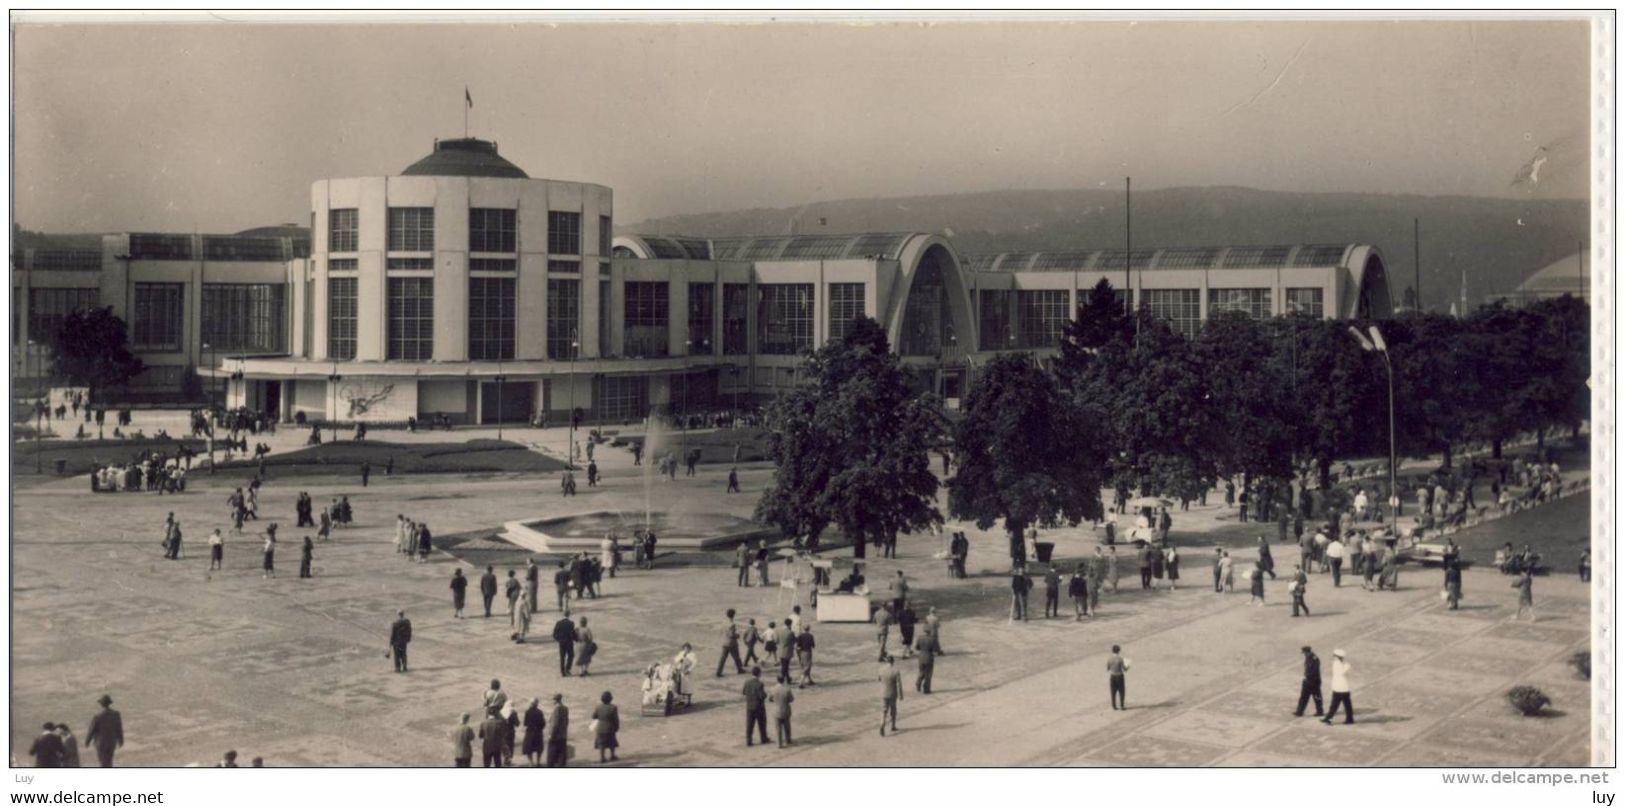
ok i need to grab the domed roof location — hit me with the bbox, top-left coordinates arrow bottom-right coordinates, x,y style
1517,252 -> 1586,294
401,138 -> 529,179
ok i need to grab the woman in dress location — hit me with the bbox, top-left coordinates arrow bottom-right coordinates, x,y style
592,691 -> 620,763
521,698 -> 545,767
299,536 -> 314,579
576,617 -> 596,677
1256,536 -> 1276,579
262,532 -> 276,579
416,522 -> 433,563
1248,562 -> 1265,606
600,534 -> 616,579
1164,545 -> 1180,591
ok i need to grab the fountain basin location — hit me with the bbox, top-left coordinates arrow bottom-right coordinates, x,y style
500,511 -> 776,554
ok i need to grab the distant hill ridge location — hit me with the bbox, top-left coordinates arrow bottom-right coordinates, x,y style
627,186 -> 1587,306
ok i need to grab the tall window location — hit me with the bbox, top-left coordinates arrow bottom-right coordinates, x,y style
1016,290 -> 1068,349
386,277 -> 435,360
469,208 -> 516,253
132,283 -> 185,350
723,283 -> 751,355
599,215 -> 612,256
623,281 -> 670,357
548,211 -> 581,255
595,375 -> 649,422
468,277 -> 515,360
688,283 -> 715,355
387,207 -> 434,252
202,284 -> 286,353
758,283 -> 814,355
329,208 -> 358,252
28,288 -> 98,345
828,283 -> 865,344
328,277 -> 357,359
1286,287 -> 1324,318
1208,288 -> 1272,319
979,289 -> 1013,350
1143,289 -> 1202,337
547,278 -> 580,360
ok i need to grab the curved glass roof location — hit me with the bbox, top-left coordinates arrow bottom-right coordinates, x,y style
966,244 -> 1360,273
635,232 -> 918,262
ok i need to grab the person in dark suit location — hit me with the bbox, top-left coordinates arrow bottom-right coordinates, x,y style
545,694 -> 570,767
769,678 -> 795,747
717,609 -> 744,676
478,709 -> 506,767
914,633 -> 935,693
1294,646 -> 1324,717
553,616 -> 578,676
521,698 -> 546,767
389,610 -> 412,672
480,566 -> 499,618
742,666 -> 769,746
1043,564 -> 1062,618
85,694 -> 123,767
29,723 -> 64,767
450,568 -> 469,619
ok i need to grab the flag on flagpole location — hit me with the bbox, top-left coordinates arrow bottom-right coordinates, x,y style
465,87 -> 473,108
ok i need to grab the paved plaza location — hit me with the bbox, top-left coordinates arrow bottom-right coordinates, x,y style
9,426 -> 1597,767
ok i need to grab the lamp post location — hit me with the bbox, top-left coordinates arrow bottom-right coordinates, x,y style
28,339 -> 42,473
1351,324 -> 1398,535
568,329 -> 579,469
327,361 -> 343,443
494,360 -> 507,441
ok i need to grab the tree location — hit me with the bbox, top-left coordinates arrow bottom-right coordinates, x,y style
1291,319 -> 1387,489
1196,312 -> 1300,484
756,317 -> 944,557
52,307 -> 144,403
948,353 -> 1105,564
1057,278 -> 1135,385
1385,313 -> 1480,470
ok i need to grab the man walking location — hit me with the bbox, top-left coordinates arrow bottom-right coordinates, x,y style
1290,564 -> 1310,617
361,461 -> 371,488
1212,547 -> 1225,592
873,604 -> 894,660
545,694 -> 570,767
1322,649 -> 1354,724
914,631 -> 935,693
1513,568 -> 1535,620
1325,536 -> 1345,586
451,713 -> 475,767
553,614 -> 579,676
1444,561 -> 1463,610
480,565 -> 499,618
1043,564 -> 1061,618
736,543 -> 752,587
770,676 -> 795,747
1107,644 -> 1129,710
85,695 -> 123,767
389,610 -> 412,672
1069,565 -> 1089,619
1010,567 -> 1030,622
717,608 -> 745,676
525,558 -> 540,614
727,467 -> 740,493
879,654 -> 904,736
888,570 -> 909,617
1139,542 -> 1154,589
450,568 -> 469,619
1293,646 -> 1324,717
742,666 -> 769,746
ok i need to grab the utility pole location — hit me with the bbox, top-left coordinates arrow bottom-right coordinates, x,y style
1413,218 -> 1421,312
1126,176 -> 1135,336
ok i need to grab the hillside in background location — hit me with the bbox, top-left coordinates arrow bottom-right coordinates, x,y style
626,187 -> 1589,307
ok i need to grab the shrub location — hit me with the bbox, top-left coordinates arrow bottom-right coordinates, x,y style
1506,685 -> 1551,716
1568,651 -> 1591,680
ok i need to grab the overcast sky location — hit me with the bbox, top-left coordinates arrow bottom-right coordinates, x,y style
12,16 -> 1592,234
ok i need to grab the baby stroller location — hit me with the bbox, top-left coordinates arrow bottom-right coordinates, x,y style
640,662 -> 694,716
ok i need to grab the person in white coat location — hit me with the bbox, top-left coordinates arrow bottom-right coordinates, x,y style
1321,649 -> 1354,724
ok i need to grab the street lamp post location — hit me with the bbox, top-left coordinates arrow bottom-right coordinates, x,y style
568,329 -> 579,469
1351,324 -> 1398,536
29,339 -> 42,473
327,361 -> 343,443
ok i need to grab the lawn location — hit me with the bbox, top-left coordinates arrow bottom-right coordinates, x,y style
613,427 -> 771,465
211,439 -> 567,479
11,436 -> 205,478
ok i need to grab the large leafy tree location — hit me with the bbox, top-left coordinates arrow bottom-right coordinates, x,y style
1291,318 -> 1387,489
1195,312 -> 1300,483
1525,295 -> 1590,441
51,307 -> 145,402
756,317 -> 944,557
1384,313 -> 1482,470
948,352 -> 1105,564
1056,278 -> 1135,386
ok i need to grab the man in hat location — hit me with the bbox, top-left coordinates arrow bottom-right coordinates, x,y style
85,694 -> 124,767
544,694 -> 570,767
1293,646 -> 1324,718
1321,649 -> 1354,724
389,610 -> 413,672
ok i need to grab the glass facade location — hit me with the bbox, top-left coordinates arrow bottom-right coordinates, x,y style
548,211 -> 581,255
327,277 -> 357,360
1286,287 -> 1325,317
329,208 -> 358,252
467,277 -> 516,360
329,258 -> 358,272
979,290 -> 1014,350
387,257 -> 433,271
723,283 -> 751,356
386,277 -> 435,360
599,216 -> 613,256
688,283 -> 715,355
595,375 -> 649,422
1143,288 -> 1202,337
598,279 -> 611,359
546,278 -> 580,360
1208,288 -> 1272,319
623,281 -> 670,357
827,283 -> 865,344
469,208 -> 516,253
547,259 -> 580,274
901,263 -> 948,355
202,284 -> 286,353
1016,289 -> 1068,349
128,234 -> 192,260
469,258 -> 515,272
28,288 -> 99,345
131,283 -> 185,350
387,207 -> 435,252
758,283 -> 814,355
